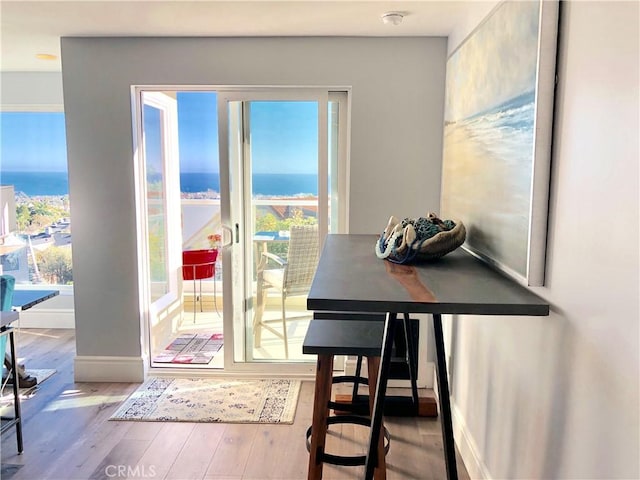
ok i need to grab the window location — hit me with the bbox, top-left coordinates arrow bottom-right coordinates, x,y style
0,111 -> 73,286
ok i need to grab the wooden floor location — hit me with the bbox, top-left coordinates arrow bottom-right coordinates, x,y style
1,329 -> 470,480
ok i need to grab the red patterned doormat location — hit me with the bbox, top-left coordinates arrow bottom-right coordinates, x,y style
152,333 -> 223,364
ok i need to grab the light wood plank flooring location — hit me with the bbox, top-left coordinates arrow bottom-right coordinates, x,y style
1,329 -> 470,480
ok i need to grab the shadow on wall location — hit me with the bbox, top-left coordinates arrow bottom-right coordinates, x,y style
449,310 -> 572,478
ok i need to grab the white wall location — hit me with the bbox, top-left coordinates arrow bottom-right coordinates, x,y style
0,185 -> 16,235
446,1 -> 498,56
0,72 -> 64,110
60,37 -> 447,377
448,2 -> 639,478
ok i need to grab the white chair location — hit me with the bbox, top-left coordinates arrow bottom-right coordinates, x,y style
253,224 -> 319,358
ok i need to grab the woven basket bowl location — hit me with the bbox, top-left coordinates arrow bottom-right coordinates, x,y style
415,221 -> 466,260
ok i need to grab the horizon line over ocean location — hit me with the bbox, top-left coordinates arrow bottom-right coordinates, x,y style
1,171 -> 319,197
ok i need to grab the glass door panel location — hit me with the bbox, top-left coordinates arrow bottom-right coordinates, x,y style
249,100 -> 320,361
219,90 -> 328,367
173,91 -> 226,370
135,91 -> 183,370
142,103 -> 169,302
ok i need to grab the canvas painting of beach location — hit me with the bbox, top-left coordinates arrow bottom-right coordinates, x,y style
441,0 -> 558,285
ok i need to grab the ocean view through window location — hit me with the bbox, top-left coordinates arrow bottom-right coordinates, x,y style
0,107 -> 323,286
180,172 -> 318,196
0,112 -> 72,285
1,91 -> 342,297
0,168 -> 320,285
176,92 -> 323,259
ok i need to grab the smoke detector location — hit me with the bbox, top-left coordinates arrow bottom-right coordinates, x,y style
381,12 -> 404,26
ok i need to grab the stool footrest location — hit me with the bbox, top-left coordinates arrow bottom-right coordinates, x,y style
305,416 -> 391,467
328,399 -> 369,415
332,375 -> 368,386
333,393 -> 440,418
329,374 -> 370,415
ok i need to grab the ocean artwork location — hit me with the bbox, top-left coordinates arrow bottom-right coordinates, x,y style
441,0 -> 558,285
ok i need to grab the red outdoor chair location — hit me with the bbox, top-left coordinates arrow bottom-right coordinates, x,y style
182,249 -> 218,322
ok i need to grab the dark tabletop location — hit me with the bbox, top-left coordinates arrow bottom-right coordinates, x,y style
307,234 -> 549,316
1,311 -> 20,328
12,289 -> 60,311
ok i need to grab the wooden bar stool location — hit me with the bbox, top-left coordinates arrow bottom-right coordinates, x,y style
303,318 -> 389,480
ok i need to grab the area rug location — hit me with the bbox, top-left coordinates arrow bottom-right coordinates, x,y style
109,377 -> 301,424
152,333 -> 223,364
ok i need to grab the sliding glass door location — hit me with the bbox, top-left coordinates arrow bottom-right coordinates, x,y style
134,86 -> 348,374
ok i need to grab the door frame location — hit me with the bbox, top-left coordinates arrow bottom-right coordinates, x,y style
132,88 -> 183,374
132,85 -> 350,376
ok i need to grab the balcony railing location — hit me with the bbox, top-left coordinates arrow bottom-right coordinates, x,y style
181,196 -> 319,252
7,196 -> 320,286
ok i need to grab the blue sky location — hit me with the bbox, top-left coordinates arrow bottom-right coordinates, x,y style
248,99 -> 318,175
0,111 -> 68,172
177,92 -> 318,174
176,92 -> 219,173
0,93 -> 319,175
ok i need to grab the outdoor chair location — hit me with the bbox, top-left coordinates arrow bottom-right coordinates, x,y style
253,224 -> 319,358
182,248 -> 219,322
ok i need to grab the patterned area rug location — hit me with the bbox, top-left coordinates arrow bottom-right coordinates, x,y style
152,333 -> 223,364
109,377 -> 301,424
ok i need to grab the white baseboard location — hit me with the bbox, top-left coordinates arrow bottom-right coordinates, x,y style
17,309 -> 75,329
452,400 -> 491,480
74,355 -> 146,382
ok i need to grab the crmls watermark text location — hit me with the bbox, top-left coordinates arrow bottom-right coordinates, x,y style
104,465 -> 157,478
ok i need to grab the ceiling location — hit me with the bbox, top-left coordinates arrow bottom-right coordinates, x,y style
1,1 -> 488,72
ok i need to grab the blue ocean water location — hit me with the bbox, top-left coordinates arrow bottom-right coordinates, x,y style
463,90 -> 535,152
1,171 -> 318,197
1,171 -> 69,196
448,90 -> 536,168
180,172 -> 318,196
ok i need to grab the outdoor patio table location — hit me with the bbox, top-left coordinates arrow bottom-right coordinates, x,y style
306,234 -> 550,480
